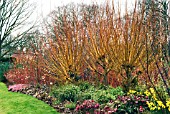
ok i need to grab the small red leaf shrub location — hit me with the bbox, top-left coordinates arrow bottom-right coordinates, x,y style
5,51 -> 56,86
5,68 -> 56,85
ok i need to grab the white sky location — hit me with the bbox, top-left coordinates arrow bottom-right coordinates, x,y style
11,0 -> 137,36
29,0 -> 136,23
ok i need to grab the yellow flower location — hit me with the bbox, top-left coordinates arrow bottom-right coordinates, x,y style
157,107 -> 161,110
146,101 -> 156,110
150,106 -> 157,110
157,101 -> 165,108
150,88 -> 155,94
166,101 -> 170,107
168,107 -> 170,112
152,95 -> 158,101
128,90 -> 136,94
144,90 -> 151,96
166,101 -> 170,112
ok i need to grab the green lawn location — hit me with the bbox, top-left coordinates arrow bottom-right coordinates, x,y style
0,83 -> 59,114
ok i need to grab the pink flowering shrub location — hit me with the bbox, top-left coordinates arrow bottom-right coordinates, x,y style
8,84 -> 29,92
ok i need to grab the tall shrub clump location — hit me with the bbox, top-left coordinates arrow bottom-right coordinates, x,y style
84,1 -> 157,91
44,10 -> 86,84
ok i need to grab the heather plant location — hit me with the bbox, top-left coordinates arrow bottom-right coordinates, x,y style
0,83 -> 58,114
8,84 -> 29,92
75,100 -> 100,113
104,94 -> 149,114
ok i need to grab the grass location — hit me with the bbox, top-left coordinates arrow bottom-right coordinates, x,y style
0,82 -> 59,114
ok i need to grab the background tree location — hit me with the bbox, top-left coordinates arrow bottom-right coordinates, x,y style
46,3 -> 99,40
0,0 -> 34,61
142,0 -> 170,98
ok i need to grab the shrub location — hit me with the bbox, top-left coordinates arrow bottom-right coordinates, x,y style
76,81 -> 91,92
92,86 -> 125,104
43,9 -> 87,84
0,62 -> 11,82
78,92 -> 92,102
51,84 -> 80,103
64,102 -> 76,110
75,100 -> 100,113
106,86 -> 125,97
99,94 -> 149,114
93,90 -> 113,104
5,52 -> 56,85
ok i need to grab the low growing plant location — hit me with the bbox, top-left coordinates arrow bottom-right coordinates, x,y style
75,100 -> 100,113
102,94 -> 149,114
92,86 -> 125,104
51,84 -> 80,103
143,88 -> 170,113
78,91 -> 92,102
64,102 -> 76,110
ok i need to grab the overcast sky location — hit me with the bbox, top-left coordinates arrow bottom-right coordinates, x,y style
29,0 -> 136,23
11,0 -> 137,36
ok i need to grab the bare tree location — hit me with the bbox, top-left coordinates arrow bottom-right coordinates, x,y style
0,0 -> 34,60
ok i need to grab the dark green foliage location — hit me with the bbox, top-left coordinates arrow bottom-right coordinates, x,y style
0,62 -> 11,82
78,92 -> 92,101
93,90 -> 112,104
64,102 -> 76,110
0,57 -> 13,62
51,82 -> 124,104
107,86 -> 125,97
93,87 -> 125,104
96,83 -> 108,90
51,84 -> 80,102
76,81 -> 91,91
